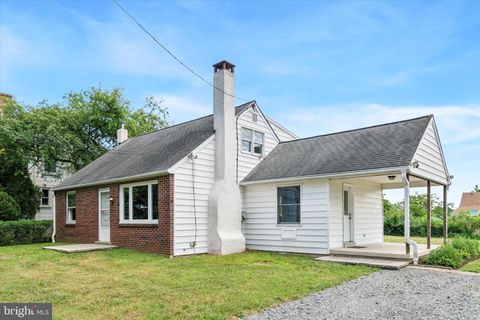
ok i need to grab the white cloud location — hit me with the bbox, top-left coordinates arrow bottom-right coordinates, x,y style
280,103 -> 480,145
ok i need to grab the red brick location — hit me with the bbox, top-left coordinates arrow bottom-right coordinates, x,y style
55,174 -> 174,255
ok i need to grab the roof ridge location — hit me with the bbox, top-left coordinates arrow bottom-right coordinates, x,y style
278,114 -> 433,144
126,101 -> 255,141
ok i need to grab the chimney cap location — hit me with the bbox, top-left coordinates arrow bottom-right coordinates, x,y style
213,60 -> 235,73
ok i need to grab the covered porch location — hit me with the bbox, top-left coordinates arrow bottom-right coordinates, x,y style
327,167 -> 450,266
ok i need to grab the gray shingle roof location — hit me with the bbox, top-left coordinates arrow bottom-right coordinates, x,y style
243,115 -> 432,182
55,102 -> 253,190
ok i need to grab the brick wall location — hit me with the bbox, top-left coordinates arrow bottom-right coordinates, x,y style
55,174 -> 174,255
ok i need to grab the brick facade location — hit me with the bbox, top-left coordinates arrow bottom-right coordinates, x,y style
55,174 -> 174,255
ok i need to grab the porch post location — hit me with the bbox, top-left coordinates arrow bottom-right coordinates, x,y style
443,184 -> 448,244
426,180 -> 431,249
404,173 -> 410,254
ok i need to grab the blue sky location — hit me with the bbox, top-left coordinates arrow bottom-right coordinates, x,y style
1,0 -> 479,206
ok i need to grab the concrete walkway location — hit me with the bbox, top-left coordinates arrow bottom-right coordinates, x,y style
44,243 -> 118,253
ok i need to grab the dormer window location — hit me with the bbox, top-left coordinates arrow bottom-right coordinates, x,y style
241,127 -> 264,155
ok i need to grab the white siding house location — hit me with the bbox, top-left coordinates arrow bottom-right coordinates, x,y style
53,61 -> 450,261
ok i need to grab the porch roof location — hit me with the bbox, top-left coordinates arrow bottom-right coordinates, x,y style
243,115 -> 432,183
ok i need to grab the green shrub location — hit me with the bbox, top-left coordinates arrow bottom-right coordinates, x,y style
384,212 -> 480,239
0,220 -> 52,246
423,244 -> 464,268
450,237 -> 480,259
0,191 -> 21,221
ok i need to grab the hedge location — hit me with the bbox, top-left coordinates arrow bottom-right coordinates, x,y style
0,220 -> 53,246
384,213 -> 480,239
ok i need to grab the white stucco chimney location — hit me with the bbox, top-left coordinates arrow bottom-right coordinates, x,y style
208,60 -> 246,255
117,124 -> 128,145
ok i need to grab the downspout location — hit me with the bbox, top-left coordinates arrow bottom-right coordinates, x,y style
51,191 -> 56,243
401,170 -> 418,264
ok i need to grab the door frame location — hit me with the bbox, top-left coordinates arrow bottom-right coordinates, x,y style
342,183 -> 355,245
98,188 -> 111,243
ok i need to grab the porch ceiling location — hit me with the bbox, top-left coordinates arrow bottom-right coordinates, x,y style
332,173 -> 444,189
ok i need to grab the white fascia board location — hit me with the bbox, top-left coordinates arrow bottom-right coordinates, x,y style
240,166 -> 408,186
266,117 -> 299,139
52,170 -> 169,191
167,135 -> 215,174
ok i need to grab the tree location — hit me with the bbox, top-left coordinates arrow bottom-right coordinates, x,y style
0,191 -> 22,221
474,185 -> 480,192
0,86 -> 169,174
0,86 -> 169,218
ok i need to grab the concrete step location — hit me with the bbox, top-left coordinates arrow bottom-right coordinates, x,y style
316,255 -> 411,270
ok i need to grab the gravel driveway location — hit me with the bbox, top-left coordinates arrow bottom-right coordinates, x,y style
245,268 -> 480,320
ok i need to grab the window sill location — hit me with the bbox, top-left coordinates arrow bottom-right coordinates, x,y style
240,151 -> 263,159
40,205 -> 51,208
117,223 -> 158,228
276,224 -> 302,228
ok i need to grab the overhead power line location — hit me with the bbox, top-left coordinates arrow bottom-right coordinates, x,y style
112,0 -> 247,102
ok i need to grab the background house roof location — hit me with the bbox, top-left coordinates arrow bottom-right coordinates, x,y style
455,192 -> 480,211
243,115 -> 432,182
55,102 -> 253,190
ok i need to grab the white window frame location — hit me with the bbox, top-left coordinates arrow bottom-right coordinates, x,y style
119,180 -> 158,224
40,188 -> 50,207
66,191 -> 76,224
276,185 -> 302,225
241,127 -> 265,155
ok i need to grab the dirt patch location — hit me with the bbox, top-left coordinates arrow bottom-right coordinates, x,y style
254,261 -> 273,266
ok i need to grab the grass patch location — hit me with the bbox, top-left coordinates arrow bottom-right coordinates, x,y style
461,259 -> 480,273
0,244 -> 375,319
384,235 -> 444,245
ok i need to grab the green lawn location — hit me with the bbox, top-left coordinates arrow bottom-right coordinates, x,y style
384,235 -> 444,245
0,244 -> 375,320
461,259 -> 480,273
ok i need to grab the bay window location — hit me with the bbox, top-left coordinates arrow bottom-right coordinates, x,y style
120,181 -> 158,223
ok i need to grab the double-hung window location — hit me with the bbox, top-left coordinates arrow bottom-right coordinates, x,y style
66,191 -> 76,223
41,189 -> 50,206
241,128 -> 264,155
277,186 -> 301,224
120,181 -> 158,223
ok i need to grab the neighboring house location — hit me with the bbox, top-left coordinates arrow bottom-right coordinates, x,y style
1,92 -> 67,220
455,192 -> 480,216
0,92 -> 13,114
30,162 -> 68,220
53,60 -> 450,258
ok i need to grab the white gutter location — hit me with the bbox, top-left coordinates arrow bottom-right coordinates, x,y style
52,192 -> 56,243
241,166 -> 406,186
402,170 -> 419,264
52,170 -> 169,191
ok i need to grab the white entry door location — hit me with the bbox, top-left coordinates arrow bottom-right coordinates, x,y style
343,185 -> 354,243
98,189 -> 110,243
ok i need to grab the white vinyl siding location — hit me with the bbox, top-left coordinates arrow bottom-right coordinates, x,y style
329,179 -> 383,247
237,108 -> 278,182
243,178 -> 330,255
410,119 -> 448,185
173,138 -> 215,256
